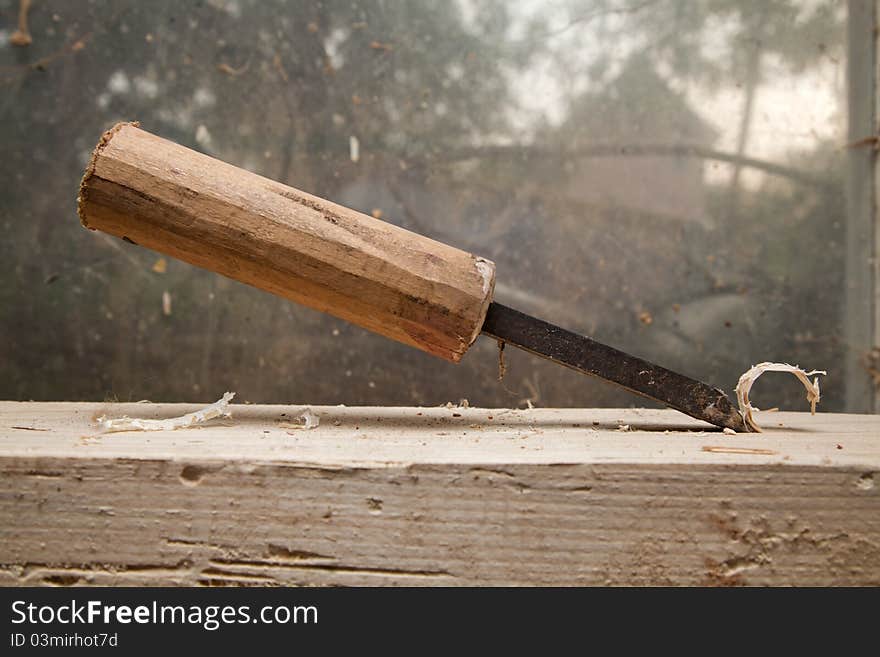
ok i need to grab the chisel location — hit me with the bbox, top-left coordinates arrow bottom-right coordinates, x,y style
77,123 -> 749,432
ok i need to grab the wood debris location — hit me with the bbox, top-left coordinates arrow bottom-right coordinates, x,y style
349,136 -> 360,162
96,392 -> 235,433
277,408 -> 320,430
10,0 -> 32,46
217,62 -> 249,77
702,446 -> 777,456
497,339 -> 506,381
735,362 -> 826,432
272,54 -> 289,83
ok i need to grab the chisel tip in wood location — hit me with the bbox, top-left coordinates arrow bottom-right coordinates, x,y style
481,303 -> 749,433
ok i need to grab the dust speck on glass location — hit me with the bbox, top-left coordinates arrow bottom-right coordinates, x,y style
0,0 -> 862,412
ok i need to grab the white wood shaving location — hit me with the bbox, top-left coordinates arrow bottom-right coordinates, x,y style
735,363 -> 826,432
282,408 -> 320,430
300,409 -> 319,429
97,392 -> 235,433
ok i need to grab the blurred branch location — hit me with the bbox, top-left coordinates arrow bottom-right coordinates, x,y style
521,0 -> 661,40
727,5 -> 769,211
1,3 -> 127,85
441,142 -> 832,188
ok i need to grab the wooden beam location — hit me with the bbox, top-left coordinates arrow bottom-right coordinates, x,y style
1,402 -> 878,586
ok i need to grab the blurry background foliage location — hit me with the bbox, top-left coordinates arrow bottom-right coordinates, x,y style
0,0 -> 860,411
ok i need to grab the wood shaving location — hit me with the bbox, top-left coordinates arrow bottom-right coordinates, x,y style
349,136 -> 360,162
217,62 -> 249,77
97,392 -> 235,433
277,408 -> 320,430
702,446 -> 777,455
735,362 -> 826,432
10,0 -> 32,46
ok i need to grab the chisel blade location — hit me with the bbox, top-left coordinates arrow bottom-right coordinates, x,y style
481,302 -> 749,432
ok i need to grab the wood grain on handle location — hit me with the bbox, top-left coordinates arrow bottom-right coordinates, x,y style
78,123 -> 496,362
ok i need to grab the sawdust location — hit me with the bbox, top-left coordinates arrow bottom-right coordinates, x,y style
735,362 -> 826,432
96,392 -> 235,433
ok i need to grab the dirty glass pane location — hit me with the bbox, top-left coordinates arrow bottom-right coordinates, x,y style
0,0 -> 852,412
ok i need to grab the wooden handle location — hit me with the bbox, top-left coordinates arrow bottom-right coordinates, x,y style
78,123 -> 495,362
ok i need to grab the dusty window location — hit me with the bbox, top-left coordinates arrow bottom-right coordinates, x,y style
0,1 -> 871,413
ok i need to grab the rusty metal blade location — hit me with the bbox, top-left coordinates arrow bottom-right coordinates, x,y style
481,302 -> 749,432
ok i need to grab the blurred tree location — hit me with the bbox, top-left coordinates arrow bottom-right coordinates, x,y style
0,0 -> 533,403
0,0 -> 851,414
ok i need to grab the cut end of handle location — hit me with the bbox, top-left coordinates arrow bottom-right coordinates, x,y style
77,121 -> 140,229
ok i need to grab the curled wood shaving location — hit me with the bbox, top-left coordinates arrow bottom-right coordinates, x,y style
97,392 -> 235,433
735,363 -> 826,432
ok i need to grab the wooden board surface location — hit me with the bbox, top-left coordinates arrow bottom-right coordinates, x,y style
1,402 -> 878,586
